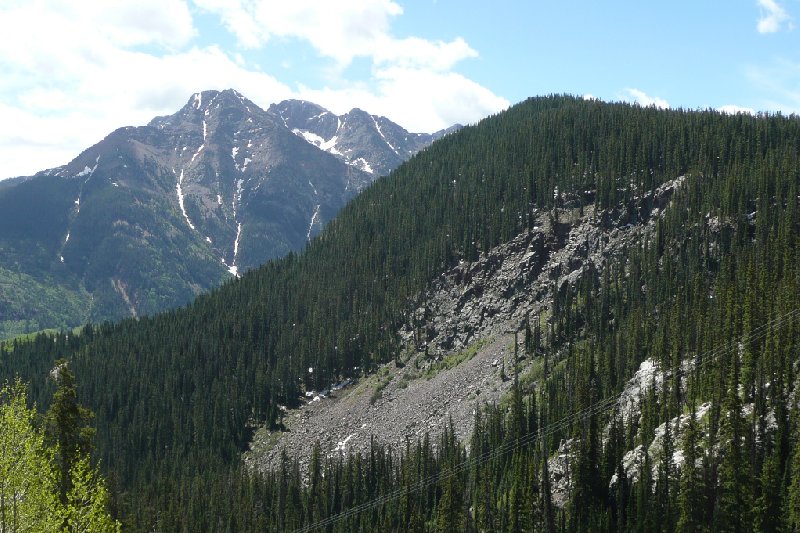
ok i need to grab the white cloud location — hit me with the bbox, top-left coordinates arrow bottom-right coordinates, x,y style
620,88 -> 670,109
0,103 -> 89,178
757,0 -> 793,33
299,67 -> 509,132
195,0 -> 405,63
372,36 -> 477,71
193,0 -> 479,71
717,104 -> 756,115
0,0 -> 195,55
192,0 -> 265,48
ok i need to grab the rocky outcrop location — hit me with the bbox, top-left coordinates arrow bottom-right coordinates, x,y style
244,176 -> 688,477
399,176 -> 686,358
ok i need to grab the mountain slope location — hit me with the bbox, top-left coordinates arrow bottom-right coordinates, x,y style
0,90 -> 450,338
2,96 -> 799,531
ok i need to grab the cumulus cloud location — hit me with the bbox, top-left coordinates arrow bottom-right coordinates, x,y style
194,0 -> 480,72
299,67 -> 508,132
757,0 -> 793,33
372,36 -> 477,71
0,0 -> 195,57
194,0 -> 404,63
620,88 -> 670,109
191,0 -> 265,48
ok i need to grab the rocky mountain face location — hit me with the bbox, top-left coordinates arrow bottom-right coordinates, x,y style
0,90 -> 450,338
244,175 -> 685,475
270,99 -> 460,176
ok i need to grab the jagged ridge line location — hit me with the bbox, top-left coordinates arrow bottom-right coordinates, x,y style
293,307 -> 800,532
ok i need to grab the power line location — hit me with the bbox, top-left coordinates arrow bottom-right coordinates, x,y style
293,307 -> 799,532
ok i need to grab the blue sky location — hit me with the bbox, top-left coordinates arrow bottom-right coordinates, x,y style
0,0 -> 798,180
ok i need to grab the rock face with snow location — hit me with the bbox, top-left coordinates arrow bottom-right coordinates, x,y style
270,99 -> 460,177
0,90 -> 452,337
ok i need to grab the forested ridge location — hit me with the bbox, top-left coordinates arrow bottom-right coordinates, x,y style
2,95 -> 799,530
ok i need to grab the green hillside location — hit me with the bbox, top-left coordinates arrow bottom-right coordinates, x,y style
2,96 -> 799,530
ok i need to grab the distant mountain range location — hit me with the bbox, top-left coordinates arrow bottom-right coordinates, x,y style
0,89 -> 458,338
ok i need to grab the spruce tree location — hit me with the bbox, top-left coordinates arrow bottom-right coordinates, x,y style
789,409 -> 800,533
44,360 -> 96,509
715,352 -> 751,532
676,406 -> 703,532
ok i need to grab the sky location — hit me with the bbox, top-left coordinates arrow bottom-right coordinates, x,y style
0,0 -> 798,180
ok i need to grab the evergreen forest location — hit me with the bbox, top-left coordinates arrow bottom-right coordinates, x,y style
2,95 -> 800,531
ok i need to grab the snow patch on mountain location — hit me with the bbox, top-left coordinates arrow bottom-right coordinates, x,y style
230,222 -> 242,277
350,157 -> 374,174
292,129 -> 341,156
175,168 -> 196,230
307,204 -> 321,241
234,179 -> 244,217
190,144 -> 204,164
372,116 -> 399,155
75,156 -> 100,178
320,136 -> 340,155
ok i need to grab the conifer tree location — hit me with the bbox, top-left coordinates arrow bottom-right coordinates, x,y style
754,445 -> 783,533
789,409 -> 800,533
45,360 -> 96,508
676,406 -> 703,533
715,351 -> 751,532
434,445 -> 464,531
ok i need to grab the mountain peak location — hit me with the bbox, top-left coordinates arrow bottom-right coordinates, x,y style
181,88 -> 257,116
